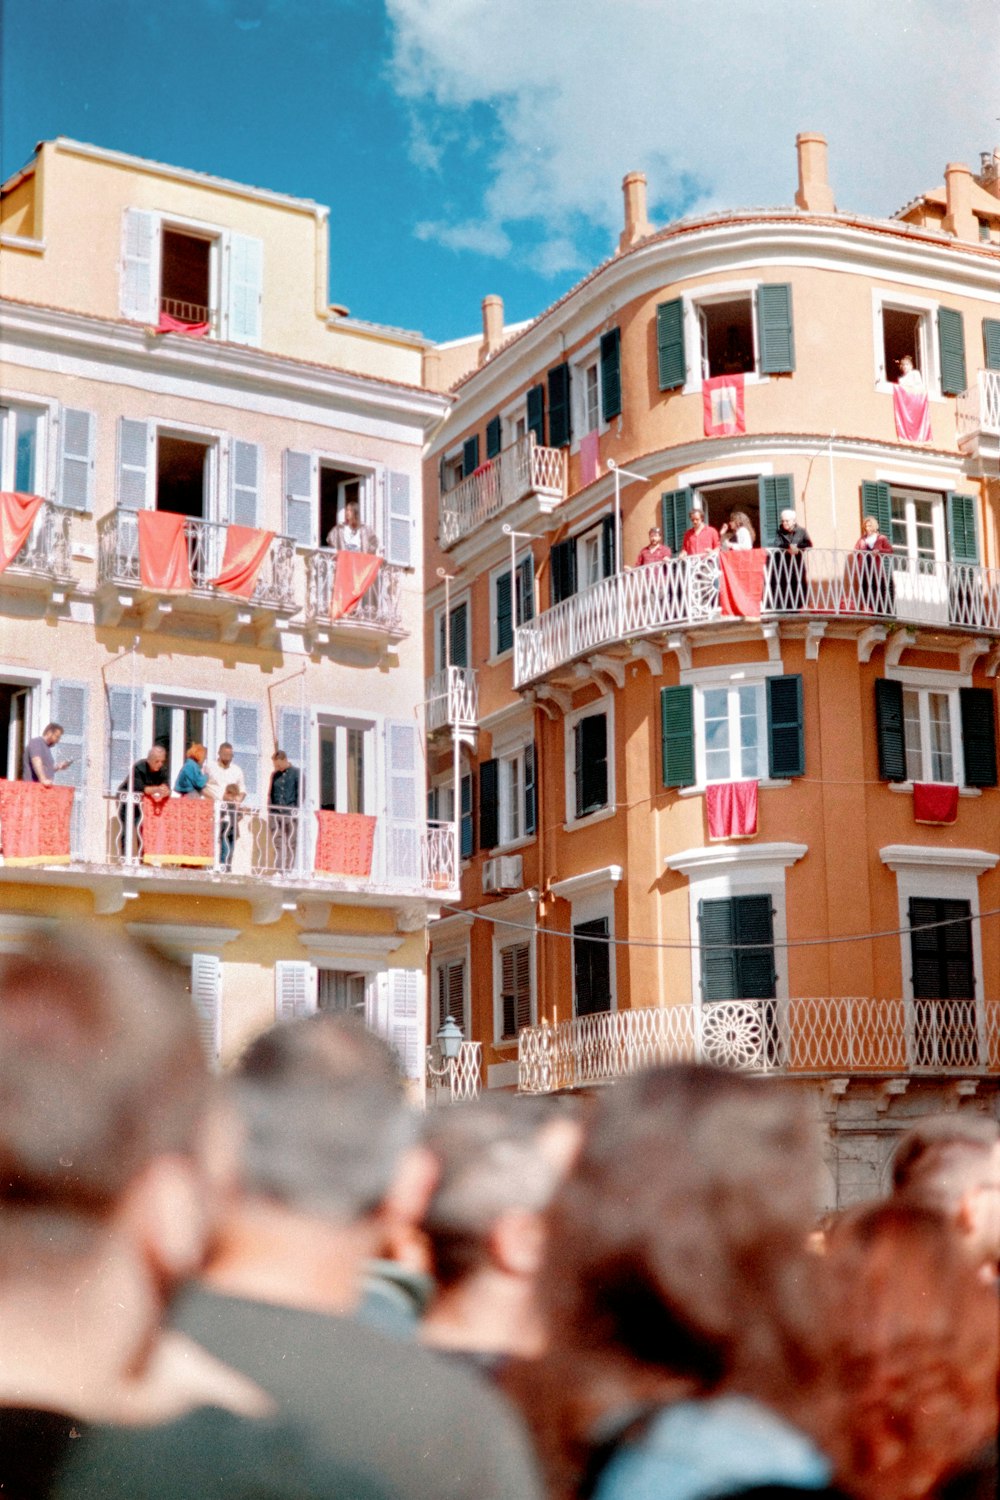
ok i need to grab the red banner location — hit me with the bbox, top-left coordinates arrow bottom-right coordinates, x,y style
579,430 -> 600,487
0,780 -> 73,865
719,549 -> 767,617
331,552 -> 381,621
138,510 -> 193,591
706,780 -> 759,840
703,374 -> 745,437
0,492 -> 44,574
209,525 -> 275,597
893,384 -> 931,443
141,794 -> 214,866
913,782 -> 958,825
314,811 -> 376,876
156,312 -> 210,338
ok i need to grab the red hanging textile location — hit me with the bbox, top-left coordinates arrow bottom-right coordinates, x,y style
156,312 -> 210,337
893,385 -> 931,443
703,374 -> 745,437
138,511 -> 193,591
719,549 -> 767,617
141,794 -> 214,866
331,552 -> 381,621
314,811 -> 377,876
579,430 -> 600,487
912,782 -> 958,825
0,491 -> 44,573
0,780 -> 73,865
209,525 -> 275,598
706,780 -> 759,840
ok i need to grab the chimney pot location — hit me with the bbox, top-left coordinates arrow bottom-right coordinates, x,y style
943,161 -> 977,241
479,294 -> 504,365
618,171 -> 652,254
795,132 -> 836,214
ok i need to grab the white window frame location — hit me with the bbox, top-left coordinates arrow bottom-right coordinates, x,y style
886,484 -> 947,564
0,392 -> 59,499
564,693 -> 615,830
497,743 -> 532,849
870,290 -> 943,398
158,216 -> 223,327
145,686 -> 223,788
569,336 -> 606,448
431,949 -> 470,1039
0,665 -> 52,780
696,680 -> 768,787
315,712 -> 377,815
152,420 -> 224,524
441,445 -> 466,493
901,685 -> 962,786
489,892 -> 538,1046
501,403 -> 528,452
885,665 -> 970,789
679,660 -> 784,794
682,280 -> 769,395
488,550 -> 533,660
551,866 -> 623,1019
316,451 -> 380,546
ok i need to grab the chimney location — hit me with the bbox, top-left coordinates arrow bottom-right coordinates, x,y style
795,132 -> 836,213
942,162 -> 977,241
479,294 -> 504,365
618,171 -> 652,253
422,347 -> 444,392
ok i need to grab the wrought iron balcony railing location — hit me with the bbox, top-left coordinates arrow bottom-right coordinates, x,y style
158,296 -> 218,332
303,548 -> 403,633
957,369 -> 1000,443
514,548 -> 1000,687
440,435 -> 565,548
96,510 -> 297,610
518,997 -> 1000,1094
6,500 -> 74,580
425,665 -> 479,735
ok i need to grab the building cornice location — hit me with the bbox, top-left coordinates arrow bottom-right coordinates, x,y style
665,843 -> 808,877
125,922 -> 241,959
879,845 -> 999,876
549,865 -> 623,901
295,931 -> 404,970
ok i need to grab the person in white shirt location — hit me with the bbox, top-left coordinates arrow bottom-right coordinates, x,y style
896,354 -> 925,393
205,742 -> 247,870
326,497 -> 379,554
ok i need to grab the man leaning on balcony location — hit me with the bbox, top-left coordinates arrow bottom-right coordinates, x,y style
117,745 -> 170,856
681,506 -> 721,554
269,750 -> 301,872
326,497 -> 379,554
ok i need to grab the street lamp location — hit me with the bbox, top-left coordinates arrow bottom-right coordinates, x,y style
426,1014 -> 466,1099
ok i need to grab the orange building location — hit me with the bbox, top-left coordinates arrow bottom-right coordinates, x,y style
423,133 -> 1000,1199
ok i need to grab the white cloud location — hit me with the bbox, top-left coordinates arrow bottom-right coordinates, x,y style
386,0 -> 998,271
415,217 -> 513,255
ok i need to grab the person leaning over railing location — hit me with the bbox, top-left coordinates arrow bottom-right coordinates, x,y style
771,509 -> 813,611
116,744 -> 170,856
174,743 -> 208,798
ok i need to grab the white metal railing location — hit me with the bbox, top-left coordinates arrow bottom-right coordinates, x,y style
303,548 -> 403,632
440,435 -> 565,548
425,665 -> 479,735
7,500 -> 73,579
159,295 -> 216,331
105,795 -> 457,894
518,997 -> 1000,1093
97,510 -> 296,609
957,369 -> 1000,440
514,549 -> 1000,686
427,1041 -> 483,1105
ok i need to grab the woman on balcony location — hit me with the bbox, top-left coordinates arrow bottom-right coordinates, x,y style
174,743 -> 208,797
847,516 -> 895,614
719,511 -> 755,549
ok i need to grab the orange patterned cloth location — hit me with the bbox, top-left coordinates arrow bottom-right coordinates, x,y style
0,492 -> 44,573
331,552 -> 381,620
314,811 -> 376,876
209,525 -> 276,597
138,510 -> 193,591
141,794 -> 214,866
0,779 -> 73,865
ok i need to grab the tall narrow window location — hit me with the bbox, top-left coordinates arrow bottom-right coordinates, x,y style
499,942 -> 532,1039
573,918 -> 612,1017
909,896 -> 978,1068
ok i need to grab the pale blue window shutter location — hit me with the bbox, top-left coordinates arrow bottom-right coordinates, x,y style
51,679 -> 89,855
385,967 -> 421,1079
59,409 -> 95,512
385,471 -> 412,566
226,698 -> 261,803
117,418 -> 153,509
226,233 -> 263,346
276,707 -> 308,787
385,719 -> 419,882
274,961 -> 317,1021
190,954 -> 222,1069
231,441 -> 261,527
120,208 -> 158,323
282,450 -> 314,545
106,685 -> 142,792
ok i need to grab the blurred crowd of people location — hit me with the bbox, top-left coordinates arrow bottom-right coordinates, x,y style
0,930 -> 996,1500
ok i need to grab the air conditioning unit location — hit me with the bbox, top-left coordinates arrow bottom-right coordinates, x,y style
482,854 -> 523,894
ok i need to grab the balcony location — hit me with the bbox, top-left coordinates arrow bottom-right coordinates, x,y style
439,436 -> 565,552
1,500 -> 75,605
518,998 -> 1000,1094
95,510 -> 297,639
514,549 -> 1000,688
157,296 -> 219,336
957,370 -> 1000,471
425,665 -> 479,739
303,548 -> 404,648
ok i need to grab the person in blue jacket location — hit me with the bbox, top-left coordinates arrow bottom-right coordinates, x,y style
174,743 -> 208,797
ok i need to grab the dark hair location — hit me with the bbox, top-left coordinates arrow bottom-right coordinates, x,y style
218,741 -> 233,753
43,722 -> 63,736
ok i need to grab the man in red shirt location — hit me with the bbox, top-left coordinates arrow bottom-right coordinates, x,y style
635,527 -> 671,567
681,505 -> 721,555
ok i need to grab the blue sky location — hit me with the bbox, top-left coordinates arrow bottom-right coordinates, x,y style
2,0 -> 996,342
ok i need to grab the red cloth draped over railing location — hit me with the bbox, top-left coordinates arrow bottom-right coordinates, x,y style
156,312 -> 210,337
138,511 -> 193,591
579,430 -> 600,486
314,811 -> 376,876
719,549 -> 767,616
893,384 -> 931,442
209,525 -> 275,597
331,552 -> 381,621
0,780 -> 73,865
0,492 -> 44,573
706,780 -> 759,840
703,374 -> 745,437
141,794 -> 214,866
913,782 -> 958,825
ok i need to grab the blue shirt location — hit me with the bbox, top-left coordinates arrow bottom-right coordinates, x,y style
174,758 -> 208,796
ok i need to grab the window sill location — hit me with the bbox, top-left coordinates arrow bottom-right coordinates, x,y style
874,381 -> 944,403
887,782 -> 981,797
494,833 -> 537,854
490,648 -> 514,665
675,779 -> 791,798
563,803 -> 616,832
682,372 -> 770,397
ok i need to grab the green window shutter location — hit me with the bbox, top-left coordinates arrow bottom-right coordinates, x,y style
757,284 -> 795,375
734,894 -> 777,998
984,318 -> 1000,372
875,678 -> 907,782
485,415 -> 502,459
524,742 -> 537,835
601,514 -> 616,577
937,306 -> 967,396
550,537 -> 577,604
656,298 -> 686,390
526,385 -> 545,446
960,687 -> 998,789
600,328 -> 622,420
462,434 -> 480,477
767,674 -> 805,779
947,492 -> 979,564
460,772 -> 475,858
861,480 -> 892,538
909,897 -> 974,1001
548,363 -> 572,448
450,602 -> 469,668
758,475 -> 794,549
661,487 -> 692,555
699,898 -> 739,1001
495,570 -> 513,655
576,713 -> 608,817
661,684 -> 695,788
516,556 -> 534,624
479,759 -> 499,850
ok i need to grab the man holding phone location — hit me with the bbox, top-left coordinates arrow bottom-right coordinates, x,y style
22,722 -> 70,788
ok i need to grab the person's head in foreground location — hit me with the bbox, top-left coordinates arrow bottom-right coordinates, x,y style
891,1112 -> 1000,1281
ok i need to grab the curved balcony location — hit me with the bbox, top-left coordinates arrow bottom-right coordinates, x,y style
425,665 -> 479,738
514,549 -> 1000,688
518,997 -> 1000,1094
439,435 -> 565,553
1,500 -> 76,605
957,369 -> 1000,472
303,548 -> 404,648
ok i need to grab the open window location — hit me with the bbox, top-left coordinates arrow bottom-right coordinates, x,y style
0,680 -> 34,780
0,403 -> 45,494
160,228 -> 215,328
698,295 -> 756,379
881,306 -> 925,385
151,693 -> 218,786
317,716 -> 375,814
319,462 -> 371,547
693,478 -> 759,544
317,970 -> 368,1018
156,434 -> 211,519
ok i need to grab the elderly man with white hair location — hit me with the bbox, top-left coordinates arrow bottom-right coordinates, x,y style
771,507 -> 813,610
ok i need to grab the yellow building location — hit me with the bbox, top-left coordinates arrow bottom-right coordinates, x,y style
0,137 -> 452,1082
423,134 -> 1000,1196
